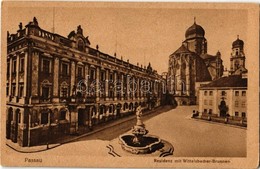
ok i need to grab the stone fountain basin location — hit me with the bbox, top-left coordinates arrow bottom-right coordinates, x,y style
118,134 -> 163,154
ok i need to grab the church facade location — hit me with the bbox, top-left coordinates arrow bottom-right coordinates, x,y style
6,17 -> 165,147
168,19 -> 224,105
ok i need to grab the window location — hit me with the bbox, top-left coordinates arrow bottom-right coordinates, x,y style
11,84 -> 16,96
221,91 -> 226,96
42,59 -> 50,73
19,84 -> 24,98
62,63 -> 69,76
20,58 -> 24,72
204,109 -> 207,113
235,112 -> 239,116
209,109 -> 212,114
110,73 -> 113,81
42,86 -> 49,99
7,62 -> 10,76
41,112 -> 48,125
204,91 -> 207,96
242,91 -> 246,96
90,69 -> 95,80
209,100 -> 213,106
235,91 -> 239,96
101,71 -> 106,81
235,101 -> 239,107
13,60 -> 17,73
209,91 -> 213,96
61,87 -> 68,98
6,85 -> 9,96
242,112 -> 246,118
204,100 -> 207,105
77,67 -> 83,77
78,40 -> 84,51
59,110 -> 67,120
241,101 -> 246,107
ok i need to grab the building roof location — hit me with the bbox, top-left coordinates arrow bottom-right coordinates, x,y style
201,75 -> 247,88
185,22 -> 205,39
171,44 -> 192,55
232,36 -> 244,48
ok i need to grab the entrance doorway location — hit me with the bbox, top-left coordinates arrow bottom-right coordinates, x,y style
219,100 -> 228,117
78,109 -> 86,126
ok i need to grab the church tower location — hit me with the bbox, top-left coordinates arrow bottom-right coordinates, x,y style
230,35 -> 247,75
183,18 -> 207,55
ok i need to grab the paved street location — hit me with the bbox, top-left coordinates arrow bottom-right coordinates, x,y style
5,106 -> 246,157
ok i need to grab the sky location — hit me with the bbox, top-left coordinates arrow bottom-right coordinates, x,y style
5,3 -> 248,74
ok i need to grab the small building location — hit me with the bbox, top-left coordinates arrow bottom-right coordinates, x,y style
199,75 -> 247,120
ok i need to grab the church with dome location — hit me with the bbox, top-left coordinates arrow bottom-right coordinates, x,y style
167,19 -> 224,105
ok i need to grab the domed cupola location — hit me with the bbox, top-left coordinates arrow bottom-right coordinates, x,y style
232,35 -> 244,49
185,18 -> 205,39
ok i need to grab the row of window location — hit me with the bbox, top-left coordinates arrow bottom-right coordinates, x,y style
235,101 -> 246,107
6,83 -> 24,98
7,57 -> 25,75
204,90 -> 246,96
204,100 -> 213,106
203,109 -> 246,118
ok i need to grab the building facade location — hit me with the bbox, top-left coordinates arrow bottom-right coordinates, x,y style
6,17 -> 166,147
168,19 -> 224,105
198,37 -> 247,120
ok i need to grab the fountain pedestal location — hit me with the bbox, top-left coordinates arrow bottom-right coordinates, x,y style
114,106 -> 173,155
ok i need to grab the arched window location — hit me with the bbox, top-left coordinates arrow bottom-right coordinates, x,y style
78,39 -> 84,52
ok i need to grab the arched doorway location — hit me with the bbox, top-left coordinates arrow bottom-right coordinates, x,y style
116,103 -> 122,118
219,100 -> 228,117
6,108 -> 13,139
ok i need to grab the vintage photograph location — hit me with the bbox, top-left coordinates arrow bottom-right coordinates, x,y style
1,2 -> 259,168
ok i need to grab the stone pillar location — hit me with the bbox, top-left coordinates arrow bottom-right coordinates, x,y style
213,90 -> 218,115
229,90 -> 233,116
70,61 -> 75,95
121,74 -> 124,101
53,57 -> 59,102
105,69 -> 109,100
96,67 -> 100,101
127,75 -> 130,100
136,78 -> 140,99
85,64 -> 89,95
186,61 -> 190,96
114,71 -> 117,101
8,57 -> 13,96
31,52 -> 39,97
23,51 -> 28,97
132,77 -> 135,100
15,54 -> 20,97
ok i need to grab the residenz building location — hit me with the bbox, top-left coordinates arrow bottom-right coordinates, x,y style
6,17 -> 166,147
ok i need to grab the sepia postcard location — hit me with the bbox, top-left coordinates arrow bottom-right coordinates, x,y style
1,2 -> 259,168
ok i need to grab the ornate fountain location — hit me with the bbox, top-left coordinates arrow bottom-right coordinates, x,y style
118,106 -> 166,154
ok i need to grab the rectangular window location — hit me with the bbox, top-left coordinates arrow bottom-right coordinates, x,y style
77,67 -> 83,77
41,113 -> 48,125
19,84 -> 24,98
221,91 -> 226,96
42,86 -> 49,99
7,62 -> 10,76
204,100 -> 207,105
209,91 -> 213,96
235,101 -> 239,107
241,101 -> 246,107
90,69 -> 95,80
242,112 -> 246,118
11,84 -> 16,96
209,100 -> 213,106
101,71 -> 106,81
6,85 -> 9,96
235,112 -> 239,116
242,91 -> 246,96
13,60 -> 17,73
42,59 -> 50,73
235,91 -> 239,96
110,73 -> 113,81
20,58 -> 25,72
61,87 -> 68,98
204,91 -> 207,96
209,109 -> 212,114
204,109 -> 207,113
62,63 -> 68,76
